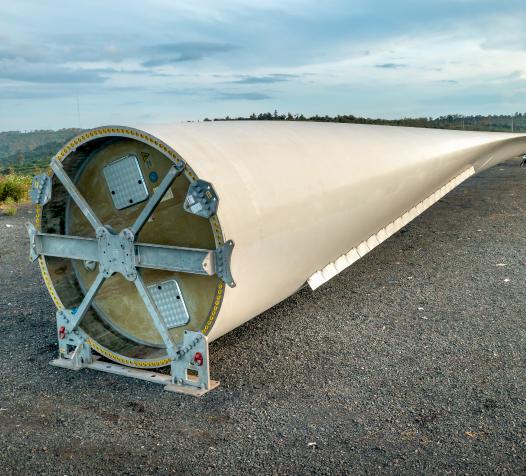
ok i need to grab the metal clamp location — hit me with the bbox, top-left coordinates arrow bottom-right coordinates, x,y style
184,180 -> 219,218
30,173 -> 52,206
54,310 -> 93,370
215,240 -> 236,287
26,223 -> 39,261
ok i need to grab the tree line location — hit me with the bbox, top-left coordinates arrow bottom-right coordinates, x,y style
204,111 -> 525,132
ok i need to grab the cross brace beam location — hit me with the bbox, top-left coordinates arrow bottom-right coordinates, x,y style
26,224 -> 223,277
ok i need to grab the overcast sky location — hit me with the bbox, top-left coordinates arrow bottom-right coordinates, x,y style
1,0 -> 525,131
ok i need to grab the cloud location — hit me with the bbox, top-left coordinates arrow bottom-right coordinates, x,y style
0,61 -> 107,83
152,87 -> 209,96
375,63 -> 407,69
0,39 -> 236,72
214,91 -> 271,100
92,67 -> 171,78
231,74 -> 298,84
141,41 -> 235,66
0,86 -> 70,100
152,88 -> 272,100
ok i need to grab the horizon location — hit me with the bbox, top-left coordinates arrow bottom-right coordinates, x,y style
1,1 -> 525,131
1,110 -> 525,135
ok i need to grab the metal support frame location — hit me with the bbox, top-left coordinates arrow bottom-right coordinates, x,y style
50,330 -> 218,397
32,160 -> 229,396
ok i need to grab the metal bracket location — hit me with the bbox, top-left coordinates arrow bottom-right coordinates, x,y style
96,227 -> 136,281
215,240 -> 236,287
30,173 -> 52,206
166,330 -> 219,396
53,310 -> 93,370
184,180 -> 219,218
26,223 -> 39,261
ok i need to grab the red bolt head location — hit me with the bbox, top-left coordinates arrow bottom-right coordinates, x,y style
58,326 -> 66,339
194,352 -> 204,366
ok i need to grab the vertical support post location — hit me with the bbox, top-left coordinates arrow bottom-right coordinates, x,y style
165,331 -> 219,396
52,310 -> 93,370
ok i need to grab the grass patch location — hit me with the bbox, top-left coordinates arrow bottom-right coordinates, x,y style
0,173 -> 32,215
2,197 -> 17,216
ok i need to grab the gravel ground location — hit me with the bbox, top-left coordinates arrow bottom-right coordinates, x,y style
0,159 -> 525,475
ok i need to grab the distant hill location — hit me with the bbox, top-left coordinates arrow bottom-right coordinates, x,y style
1,113 -> 524,174
0,129 -> 84,174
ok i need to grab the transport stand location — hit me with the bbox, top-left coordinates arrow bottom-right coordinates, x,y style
50,326 -> 219,397
28,159 -> 233,396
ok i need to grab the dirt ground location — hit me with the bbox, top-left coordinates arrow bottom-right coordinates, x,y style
0,159 -> 524,475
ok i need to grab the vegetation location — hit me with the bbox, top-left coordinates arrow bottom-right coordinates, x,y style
207,111 -> 526,132
0,128 -> 83,174
2,197 -> 17,216
0,173 -> 32,215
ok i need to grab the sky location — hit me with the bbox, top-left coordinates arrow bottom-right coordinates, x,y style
0,0 -> 525,131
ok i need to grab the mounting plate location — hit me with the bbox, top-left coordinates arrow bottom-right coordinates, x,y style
103,155 -> 149,209
184,180 -> 218,218
147,279 -> 190,328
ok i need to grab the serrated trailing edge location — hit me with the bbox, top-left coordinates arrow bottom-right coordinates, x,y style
308,166 -> 476,290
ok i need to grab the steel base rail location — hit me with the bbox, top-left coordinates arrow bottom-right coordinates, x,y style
51,330 -> 219,397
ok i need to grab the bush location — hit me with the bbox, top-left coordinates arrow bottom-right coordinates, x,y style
3,207 -> 17,216
2,197 -> 17,216
0,174 -> 32,203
